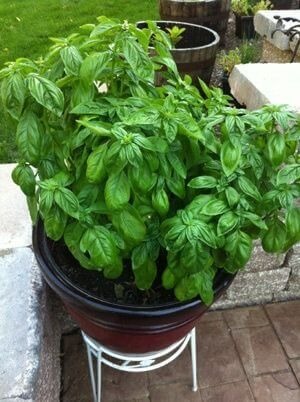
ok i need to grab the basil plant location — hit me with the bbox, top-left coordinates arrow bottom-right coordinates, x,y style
1,17 -> 299,305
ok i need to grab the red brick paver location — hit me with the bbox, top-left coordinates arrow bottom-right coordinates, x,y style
62,300 -> 300,402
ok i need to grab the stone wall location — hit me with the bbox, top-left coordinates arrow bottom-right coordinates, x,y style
213,243 -> 300,309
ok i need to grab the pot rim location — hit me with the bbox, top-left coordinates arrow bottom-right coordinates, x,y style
136,20 -> 220,50
32,218 -> 234,317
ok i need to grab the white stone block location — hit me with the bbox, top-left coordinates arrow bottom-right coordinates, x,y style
254,10 -> 300,53
0,164 -> 32,250
229,63 -> 300,113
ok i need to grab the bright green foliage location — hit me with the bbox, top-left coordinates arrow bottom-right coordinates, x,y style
2,17 -> 300,305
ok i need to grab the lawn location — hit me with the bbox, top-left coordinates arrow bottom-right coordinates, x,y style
0,0 -> 158,162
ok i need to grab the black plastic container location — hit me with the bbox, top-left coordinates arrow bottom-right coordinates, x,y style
235,15 -> 255,39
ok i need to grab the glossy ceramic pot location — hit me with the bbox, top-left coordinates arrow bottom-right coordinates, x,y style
33,219 -> 235,353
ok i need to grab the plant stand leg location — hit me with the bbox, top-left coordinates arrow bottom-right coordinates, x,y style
86,343 -> 102,402
190,327 -> 198,392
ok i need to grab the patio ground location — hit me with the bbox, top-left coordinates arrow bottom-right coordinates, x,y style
61,300 -> 300,402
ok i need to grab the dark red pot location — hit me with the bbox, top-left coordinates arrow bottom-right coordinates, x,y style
33,219 -> 234,353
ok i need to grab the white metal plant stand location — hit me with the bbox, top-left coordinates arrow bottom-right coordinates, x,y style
82,328 -> 198,402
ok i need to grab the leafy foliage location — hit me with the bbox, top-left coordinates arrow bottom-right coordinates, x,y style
2,17 -> 300,305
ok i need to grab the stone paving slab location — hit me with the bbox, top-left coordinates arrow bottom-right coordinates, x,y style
0,164 -> 32,250
61,301 -> 300,402
229,63 -> 300,112
0,247 -> 61,402
0,248 -> 41,400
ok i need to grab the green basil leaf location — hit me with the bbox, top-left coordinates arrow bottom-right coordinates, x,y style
162,267 -> 176,289
152,188 -> 169,216
133,259 -> 157,290
1,72 -> 26,119
221,139 -> 242,176
188,176 -> 217,189
267,133 -> 286,167
200,199 -> 229,216
192,221 -> 217,248
286,208 -> 300,242
86,143 -> 108,183
54,187 -> 79,218
104,171 -> 130,210
242,211 -> 268,230
225,186 -> 240,207
123,37 -> 154,80
80,226 -> 119,269
64,222 -> 95,270
135,135 -> 168,153
217,212 -> 239,236
27,73 -> 64,116
44,206 -> 67,241
16,111 -> 43,165
194,271 -> 214,305
225,230 -> 253,268
113,206 -> 146,245
60,45 -> 83,76
166,173 -> 185,199
262,218 -> 287,253
12,164 -> 36,196
175,276 -> 198,301
167,152 -> 187,179
277,164 -> 300,185
238,176 -> 261,201
80,51 -> 111,84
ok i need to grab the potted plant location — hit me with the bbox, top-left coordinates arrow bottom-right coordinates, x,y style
159,0 -> 231,45
1,17 -> 299,355
137,20 -> 220,85
232,0 -> 273,38
219,39 -> 261,94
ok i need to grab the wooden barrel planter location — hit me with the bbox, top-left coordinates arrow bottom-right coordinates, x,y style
138,21 -> 220,85
159,0 -> 231,45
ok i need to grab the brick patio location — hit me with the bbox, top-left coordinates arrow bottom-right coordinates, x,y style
61,300 -> 300,402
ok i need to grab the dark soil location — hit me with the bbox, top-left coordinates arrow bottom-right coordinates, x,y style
50,238 -> 175,306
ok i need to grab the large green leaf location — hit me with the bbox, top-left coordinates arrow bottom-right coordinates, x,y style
54,187 -> 79,218
104,171 -> 130,210
44,206 -> 67,241
27,73 -> 64,116
238,176 -> 261,201
221,139 -> 242,176
133,259 -> 157,290
276,164 -> 300,185
79,51 -> 110,85
188,176 -> 217,189
113,206 -> 146,245
267,133 -> 286,167
80,226 -> 119,270
11,164 -> 35,196
86,143 -> 108,183
123,37 -> 154,80
217,212 -> 239,236
262,218 -> 287,253
200,199 -> 229,216
16,111 -> 44,165
60,46 -> 83,76
1,72 -> 26,119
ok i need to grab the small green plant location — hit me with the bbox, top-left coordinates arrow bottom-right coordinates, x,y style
1,17 -> 299,305
219,40 -> 261,74
166,25 -> 186,47
232,0 -> 272,16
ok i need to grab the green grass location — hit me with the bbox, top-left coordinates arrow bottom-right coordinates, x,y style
0,0 -> 159,162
